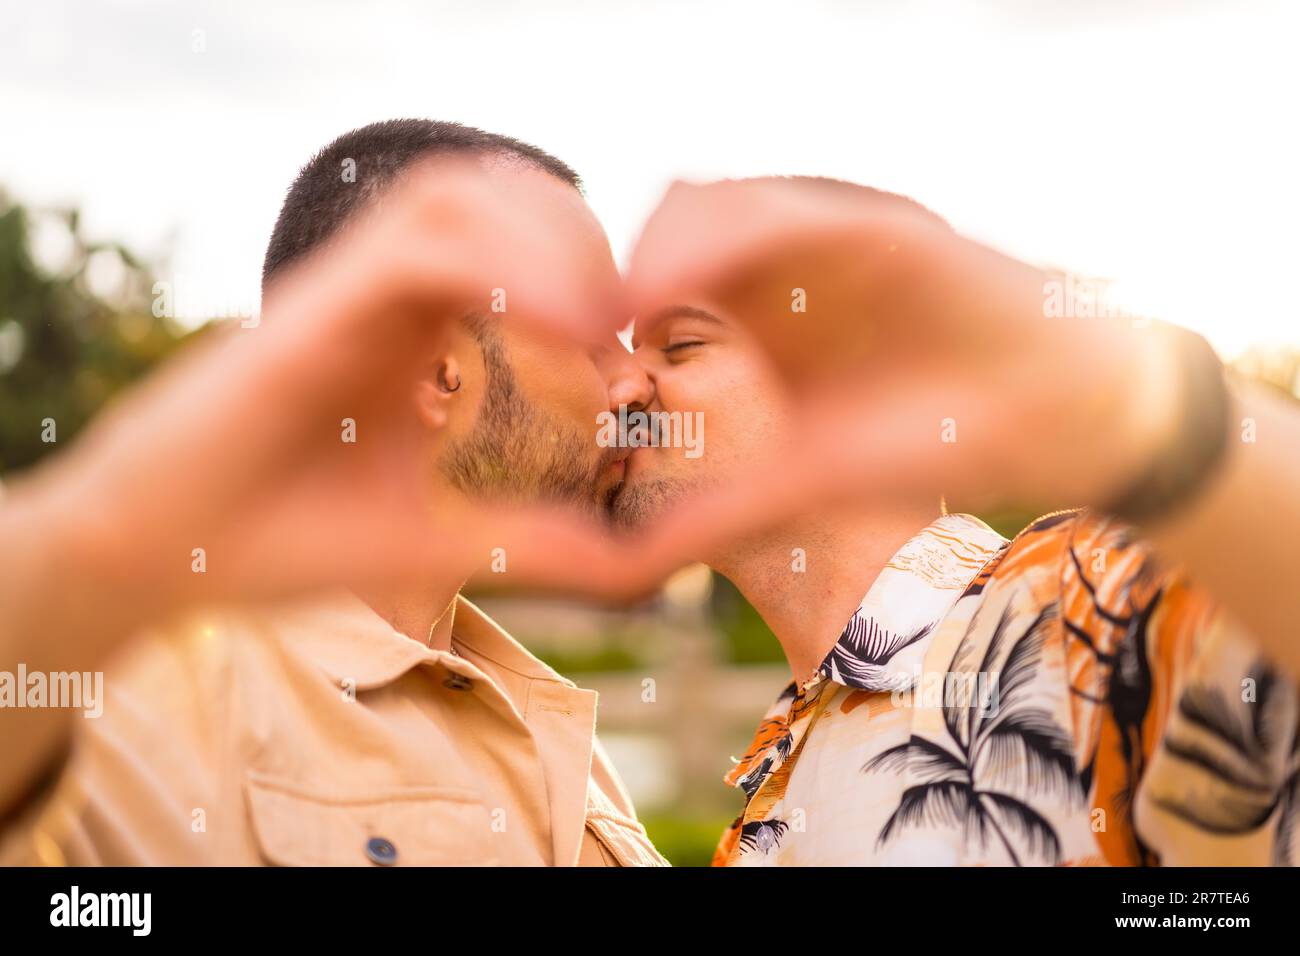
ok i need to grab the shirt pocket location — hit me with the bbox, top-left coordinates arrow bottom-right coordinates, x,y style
244,773 -> 500,866
583,784 -> 670,868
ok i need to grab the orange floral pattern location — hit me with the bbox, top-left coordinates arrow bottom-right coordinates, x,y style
714,511 -> 1300,867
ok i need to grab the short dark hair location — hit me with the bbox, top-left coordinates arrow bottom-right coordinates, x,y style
262,119 -> 582,289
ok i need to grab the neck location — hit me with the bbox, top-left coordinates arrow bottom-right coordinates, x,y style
713,505 -> 937,685
356,478 -> 471,651
355,579 -> 464,652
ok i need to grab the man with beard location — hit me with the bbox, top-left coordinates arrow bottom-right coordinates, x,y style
0,120 -> 663,866
614,175 -> 1300,866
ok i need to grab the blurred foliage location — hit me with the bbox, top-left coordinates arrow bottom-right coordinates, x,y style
641,812 -> 734,867
531,640 -> 643,675
977,507 -> 1045,540
0,190 -> 191,475
712,576 -> 785,664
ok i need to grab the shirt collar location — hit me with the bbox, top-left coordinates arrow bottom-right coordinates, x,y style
280,590 -> 574,691
273,591 -> 597,868
724,513 -> 1007,795
815,512 -> 1007,693
450,595 -> 579,688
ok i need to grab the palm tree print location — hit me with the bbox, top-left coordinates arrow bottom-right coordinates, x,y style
1150,661 -> 1300,864
735,734 -> 792,801
1064,541 -> 1157,809
864,601 -> 1083,865
822,617 -> 936,690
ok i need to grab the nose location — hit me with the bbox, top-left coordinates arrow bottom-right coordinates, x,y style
595,339 -> 655,414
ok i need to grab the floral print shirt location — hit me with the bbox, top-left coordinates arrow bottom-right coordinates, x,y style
713,511 -> 1300,866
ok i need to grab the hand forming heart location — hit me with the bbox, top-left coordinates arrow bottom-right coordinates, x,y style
17,164 -> 1185,616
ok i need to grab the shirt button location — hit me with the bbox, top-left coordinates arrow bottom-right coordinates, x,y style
365,836 -> 398,866
443,674 -> 473,691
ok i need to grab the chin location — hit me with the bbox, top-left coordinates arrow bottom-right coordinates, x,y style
609,474 -> 691,529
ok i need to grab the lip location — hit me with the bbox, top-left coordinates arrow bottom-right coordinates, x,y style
603,447 -> 631,480
622,445 -> 652,479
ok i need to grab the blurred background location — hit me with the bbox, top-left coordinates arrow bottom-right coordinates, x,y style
3,0 -> 1299,864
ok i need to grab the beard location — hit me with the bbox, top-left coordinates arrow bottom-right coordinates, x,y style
441,329 -> 612,514
610,472 -> 701,529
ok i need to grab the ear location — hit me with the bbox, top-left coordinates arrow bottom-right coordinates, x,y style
414,354 -> 463,431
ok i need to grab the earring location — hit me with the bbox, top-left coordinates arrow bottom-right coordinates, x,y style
438,369 -> 461,393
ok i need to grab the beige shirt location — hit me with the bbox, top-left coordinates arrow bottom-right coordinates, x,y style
1,593 -> 666,867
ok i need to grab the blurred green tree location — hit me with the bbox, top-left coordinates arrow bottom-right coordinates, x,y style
0,190 -> 190,475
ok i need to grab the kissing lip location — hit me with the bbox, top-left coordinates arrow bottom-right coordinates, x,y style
601,447 -> 632,485
623,445 -> 653,480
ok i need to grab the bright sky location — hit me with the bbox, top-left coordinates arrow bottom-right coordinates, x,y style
2,0 -> 1297,357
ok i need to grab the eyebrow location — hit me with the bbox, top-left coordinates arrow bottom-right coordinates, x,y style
631,304 -> 723,349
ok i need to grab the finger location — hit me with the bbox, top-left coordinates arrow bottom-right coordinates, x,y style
375,157 -> 629,345
461,506 -> 677,604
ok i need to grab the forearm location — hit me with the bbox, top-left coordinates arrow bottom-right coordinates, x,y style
1144,382 -> 1300,674
0,467 -> 147,813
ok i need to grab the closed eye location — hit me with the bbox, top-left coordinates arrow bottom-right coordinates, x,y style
663,341 -> 704,354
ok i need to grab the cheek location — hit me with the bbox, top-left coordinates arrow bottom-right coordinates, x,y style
657,360 -> 780,471
512,340 -> 609,426
655,362 -> 724,415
